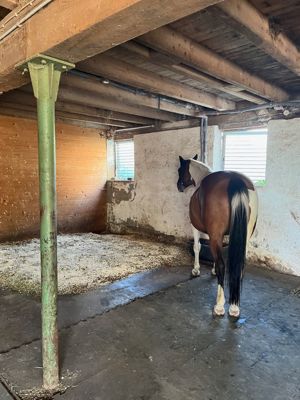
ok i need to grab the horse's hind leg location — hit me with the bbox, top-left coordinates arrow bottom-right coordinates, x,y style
210,238 -> 226,316
191,226 -> 201,277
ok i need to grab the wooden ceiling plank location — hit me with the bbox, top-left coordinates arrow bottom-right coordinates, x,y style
0,88 -> 156,125
62,73 -> 201,117
122,41 -> 266,104
78,54 -> 236,111
217,0 -> 300,76
0,0 -> 18,10
0,0 -> 224,92
140,26 -> 289,101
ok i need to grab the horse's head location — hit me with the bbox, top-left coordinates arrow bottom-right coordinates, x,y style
177,154 -> 198,192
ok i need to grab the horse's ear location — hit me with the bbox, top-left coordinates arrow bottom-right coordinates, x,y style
193,154 -> 198,160
179,155 -> 183,163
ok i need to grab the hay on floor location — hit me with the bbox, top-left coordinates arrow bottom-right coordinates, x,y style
0,233 -> 192,295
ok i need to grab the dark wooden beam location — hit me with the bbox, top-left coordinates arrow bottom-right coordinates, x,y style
0,88 -> 156,125
217,0 -> 300,76
13,84 -> 179,121
0,0 -> 224,92
78,54 -> 236,110
140,26 -> 289,101
62,73 -> 201,117
115,118 -> 202,135
0,0 -> 18,10
122,41 -> 266,104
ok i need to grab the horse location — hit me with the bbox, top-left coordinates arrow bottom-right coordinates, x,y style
177,156 -> 258,319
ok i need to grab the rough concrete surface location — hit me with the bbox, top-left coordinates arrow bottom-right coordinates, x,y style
0,264 -> 299,400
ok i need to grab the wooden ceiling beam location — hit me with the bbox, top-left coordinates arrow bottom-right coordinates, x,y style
0,0 -> 224,92
0,103 -> 119,130
62,73 -> 200,117
216,0 -> 300,76
58,87 -> 178,122
0,0 -> 18,10
78,55 -> 236,110
0,100 -> 136,128
0,88 -> 156,125
122,41 -> 265,104
15,84 -> 179,121
140,26 -> 289,101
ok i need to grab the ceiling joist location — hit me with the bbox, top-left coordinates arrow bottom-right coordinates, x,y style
0,0 -> 18,10
78,54 -> 235,111
216,0 -> 300,76
0,0 -> 224,92
122,41 -> 266,105
62,73 -> 200,117
0,89 -> 156,126
139,26 -> 289,102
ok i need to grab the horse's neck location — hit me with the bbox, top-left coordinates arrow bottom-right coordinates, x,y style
189,159 -> 212,187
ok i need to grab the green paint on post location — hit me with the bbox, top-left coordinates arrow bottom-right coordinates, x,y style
16,55 -> 74,390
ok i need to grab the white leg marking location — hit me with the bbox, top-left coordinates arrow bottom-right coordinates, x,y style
214,284 -> 225,316
229,304 -> 240,318
191,226 -> 201,277
211,263 -> 216,276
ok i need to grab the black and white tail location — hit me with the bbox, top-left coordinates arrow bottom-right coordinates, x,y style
227,178 -> 249,305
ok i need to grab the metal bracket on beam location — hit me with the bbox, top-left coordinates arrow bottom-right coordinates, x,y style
16,54 -> 74,100
16,54 -> 74,391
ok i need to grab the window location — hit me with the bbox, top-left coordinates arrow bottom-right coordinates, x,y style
223,129 -> 268,185
115,139 -> 134,180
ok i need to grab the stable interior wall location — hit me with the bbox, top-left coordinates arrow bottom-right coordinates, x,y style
109,119 -> 300,277
248,118 -> 300,276
107,126 -> 222,241
0,115 -> 107,241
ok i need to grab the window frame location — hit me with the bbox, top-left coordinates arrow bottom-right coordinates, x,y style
222,128 -> 268,187
114,139 -> 135,181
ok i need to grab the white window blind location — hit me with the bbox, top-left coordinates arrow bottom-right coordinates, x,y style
224,129 -> 268,184
115,140 -> 134,180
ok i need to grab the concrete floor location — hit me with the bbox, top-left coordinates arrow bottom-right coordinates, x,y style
0,264 -> 299,400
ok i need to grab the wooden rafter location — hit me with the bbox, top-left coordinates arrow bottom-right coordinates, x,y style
122,41 -> 266,104
140,26 -> 289,101
0,0 -> 224,92
62,74 -> 201,117
0,0 -> 18,10
0,89 -> 156,125
216,0 -> 300,76
78,54 -> 235,111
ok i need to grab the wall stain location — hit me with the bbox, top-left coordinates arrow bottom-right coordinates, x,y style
290,211 -> 300,226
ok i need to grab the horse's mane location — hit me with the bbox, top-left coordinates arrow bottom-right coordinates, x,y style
189,158 -> 212,173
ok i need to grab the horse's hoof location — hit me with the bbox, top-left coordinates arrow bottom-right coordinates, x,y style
213,305 -> 225,317
211,268 -> 216,276
228,304 -> 240,320
191,268 -> 200,277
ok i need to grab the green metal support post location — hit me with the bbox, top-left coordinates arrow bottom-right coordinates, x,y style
16,55 -> 74,390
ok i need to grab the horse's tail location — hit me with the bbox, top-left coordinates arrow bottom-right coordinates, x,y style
227,178 -> 249,305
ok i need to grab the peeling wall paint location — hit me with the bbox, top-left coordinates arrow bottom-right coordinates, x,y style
248,118 -> 300,276
108,126 -> 221,241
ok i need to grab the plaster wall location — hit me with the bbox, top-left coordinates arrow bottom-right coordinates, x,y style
248,119 -> 300,275
109,119 -> 300,276
108,126 -> 221,241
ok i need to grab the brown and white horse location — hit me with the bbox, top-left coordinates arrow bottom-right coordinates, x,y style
177,156 -> 258,319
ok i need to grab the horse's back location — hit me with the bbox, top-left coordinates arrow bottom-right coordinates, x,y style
190,171 -> 257,237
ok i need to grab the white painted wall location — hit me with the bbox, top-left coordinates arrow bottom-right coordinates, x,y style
108,119 -> 300,276
108,126 -> 221,240
248,118 -> 300,275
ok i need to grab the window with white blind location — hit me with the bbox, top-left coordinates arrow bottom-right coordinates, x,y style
115,139 -> 134,180
223,129 -> 268,185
